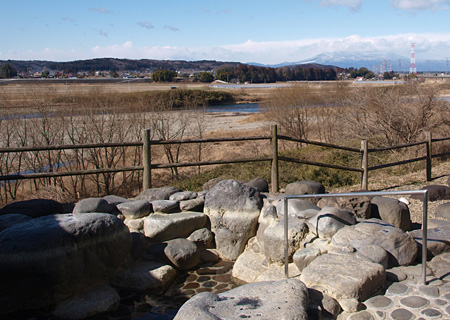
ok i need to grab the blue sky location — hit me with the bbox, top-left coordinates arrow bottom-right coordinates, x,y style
1,0 -> 450,64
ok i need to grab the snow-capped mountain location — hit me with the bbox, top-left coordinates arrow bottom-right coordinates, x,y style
251,52 -> 448,73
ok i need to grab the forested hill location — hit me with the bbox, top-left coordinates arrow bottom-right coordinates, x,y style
0,58 -> 244,73
1,58 -> 340,74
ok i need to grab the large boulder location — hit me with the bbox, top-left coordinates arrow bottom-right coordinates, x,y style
0,214 -> 32,232
179,196 -> 205,212
169,191 -> 198,201
173,279 -> 309,320
410,185 -> 450,201
135,186 -> 181,201
111,261 -> 177,292
51,285 -> 120,320
204,179 -> 263,260
308,207 -> 357,239
150,200 -> 180,213
263,217 -> 308,264
285,181 -> 325,204
300,253 -> 385,301
143,212 -> 207,242
317,196 -> 372,219
332,218 -> 418,267
245,177 -> 269,192
0,213 -> 131,314
232,248 -> 268,283
0,199 -> 63,218
371,196 -> 411,231
117,200 -> 152,219
72,197 -> 116,214
409,226 -> 450,258
275,199 -> 320,219
164,238 -> 201,270
435,202 -> 450,220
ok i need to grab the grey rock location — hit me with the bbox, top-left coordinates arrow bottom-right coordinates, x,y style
232,248 -> 268,283
300,252 -> 385,301
356,244 -> 389,268
276,198 -> 320,219
263,217 -> 308,264
199,249 -> 221,264
143,212 -> 207,242
0,214 -> 32,232
339,298 -> 364,313
117,200 -> 152,219
151,200 -> 180,213
135,186 -> 181,201
169,191 -> 198,202
51,285 -> 120,320
173,279 -> 309,320
124,217 -> 145,231
400,296 -> 429,309
202,177 -> 223,191
285,180 -> 325,197
390,309 -> 414,320
435,202 -> 450,220
102,195 -> 129,205
0,213 -> 131,314
245,177 -> 269,192
179,196 -> 204,212
293,246 -> 322,272
0,199 -> 63,218
386,283 -> 410,296
187,228 -> 214,249
308,206 -> 357,239
204,179 -> 263,260
364,295 -> 393,309
332,218 -> 418,267
409,226 -> 450,258
318,196 -> 372,219
371,196 -> 411,231
73,197 -> 116,214
164,238 -> 200,270
410,185 -> 450,201
386,269 -> 407,282
111,261 -> 176,291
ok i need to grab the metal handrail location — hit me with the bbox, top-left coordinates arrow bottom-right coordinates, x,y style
283,189 -> 429,285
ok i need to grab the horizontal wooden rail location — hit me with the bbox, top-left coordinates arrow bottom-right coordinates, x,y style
432,151 -> 450,158
0,142 -> 143,153
368,156 -> 427,171
432,136 -> 450,143
277,135 -> 361,153
0,166 -> 142,181
278,156 -> 363,173
150,135 -> 271,145
151,157 -> 272,169
368,140 -> 426,152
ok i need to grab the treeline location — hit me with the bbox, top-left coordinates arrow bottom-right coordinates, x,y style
215,64 -> 339,83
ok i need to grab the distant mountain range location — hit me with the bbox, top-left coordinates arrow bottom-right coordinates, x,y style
250,52 -> 449,73
2,53 -> 448,74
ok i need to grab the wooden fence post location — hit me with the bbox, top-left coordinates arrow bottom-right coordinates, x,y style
361,139 -> 368,190
271,125 -> 279,193
143,129 -> 151,190
426,131 -> 432,181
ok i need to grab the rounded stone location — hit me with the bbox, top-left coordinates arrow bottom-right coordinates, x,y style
445,305 -> 450,316
390,308 -> 415,320
400,296 -> 429,309
196,287 -> 213,293
420,308 -> 442,318
185,274 -> 197,282
202,281 -> 217,288
445,293 -> 450,300
216,284 -> 228,290
197,276 -> 211,282
348,310 -> 375,320
418,285 -> 440,298
365,295 -> 393,310
387,283 -> 410,296
214,274 -> 232,282
434,299 -> 447,306
386,270 -> 407,282
183,283 -> 200,289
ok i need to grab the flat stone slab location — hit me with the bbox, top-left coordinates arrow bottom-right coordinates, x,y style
173,279 -> 309,320
143,212 -> 207,242
332,218 -> 418,267
300,252 -> 385,301
409,226 -> 450,258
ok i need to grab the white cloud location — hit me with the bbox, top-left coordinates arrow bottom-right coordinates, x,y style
164,25 -> 180,32
390,0 -> 450,11
305,0 -> 362,10
1,33 -> 449,64
137,21 -> 155,30
89,7 -> 113,14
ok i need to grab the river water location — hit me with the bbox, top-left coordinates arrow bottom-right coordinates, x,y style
204,103 -> 261,113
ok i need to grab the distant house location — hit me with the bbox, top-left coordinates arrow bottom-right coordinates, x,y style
355,77 -> 364,81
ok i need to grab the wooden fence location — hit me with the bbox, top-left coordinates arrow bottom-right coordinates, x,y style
0,125 -> 449,196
